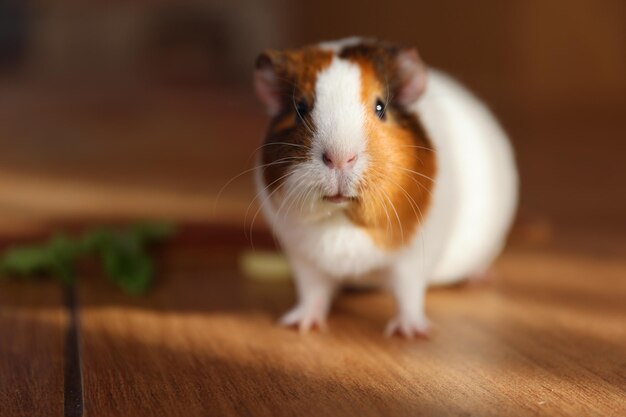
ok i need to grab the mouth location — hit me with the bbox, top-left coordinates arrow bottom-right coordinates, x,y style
323,194 -> 355,204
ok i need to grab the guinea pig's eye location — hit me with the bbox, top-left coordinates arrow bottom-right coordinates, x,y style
375,98 -> 386,120
295,100 -> 309,118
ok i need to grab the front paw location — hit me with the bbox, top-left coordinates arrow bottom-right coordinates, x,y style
279,304 -> 328,333
384,314 -> 431,339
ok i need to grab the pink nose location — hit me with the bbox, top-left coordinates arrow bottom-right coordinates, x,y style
322,152 -> 358,169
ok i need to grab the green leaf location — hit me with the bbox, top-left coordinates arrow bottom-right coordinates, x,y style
0,245 -> 54,276
0,234 -> 81,283
0,222 -> 174,294
100,243 -> 153,295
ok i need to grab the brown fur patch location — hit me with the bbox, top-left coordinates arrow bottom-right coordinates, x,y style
260,47 -> 333,192
342,47 -> 436,250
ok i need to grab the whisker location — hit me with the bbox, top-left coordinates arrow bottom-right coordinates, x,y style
378,185 -> 404,245
368,168 -> 429,275
362,178 -> 393,238
244,169 -> 294,239
397,169 -> 434,199
214,157 -> 306,215
398,144 -> 437,153
299,179 -> 317,217
396,166 -> 437,184
276,174 -> 307,221
248,179 -> 289,250
285,179 -> 310,220
368,167 -> 426,244
246,142 -> 311,164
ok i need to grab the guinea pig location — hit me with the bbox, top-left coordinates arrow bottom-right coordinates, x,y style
252,37 -> 518,337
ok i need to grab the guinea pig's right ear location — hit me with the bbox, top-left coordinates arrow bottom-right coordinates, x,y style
254,52 -> 284,116
395,48 -> 428,106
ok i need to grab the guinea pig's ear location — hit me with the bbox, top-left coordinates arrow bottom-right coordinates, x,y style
395,48 -> 427,106
254,52 -> 284,116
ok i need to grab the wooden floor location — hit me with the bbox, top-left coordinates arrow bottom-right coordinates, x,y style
1,232 -> 625,417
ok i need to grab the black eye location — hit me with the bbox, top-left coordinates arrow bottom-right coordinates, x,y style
375,98 -> 386,120
295,100 -> 308,118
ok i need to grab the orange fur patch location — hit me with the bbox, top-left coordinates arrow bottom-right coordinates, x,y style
346,60 -> 436,250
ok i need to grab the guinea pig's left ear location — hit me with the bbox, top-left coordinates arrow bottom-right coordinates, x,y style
254,51 -> 284,116
395,48 -> 427,106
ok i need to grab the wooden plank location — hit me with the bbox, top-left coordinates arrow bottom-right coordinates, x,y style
0,279 -> 66,417
76,245 -> 626,417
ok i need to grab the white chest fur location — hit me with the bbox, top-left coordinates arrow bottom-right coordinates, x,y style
255,175 -> 394,279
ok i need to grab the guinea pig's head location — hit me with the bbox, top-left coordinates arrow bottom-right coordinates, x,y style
254,38 -> 435,246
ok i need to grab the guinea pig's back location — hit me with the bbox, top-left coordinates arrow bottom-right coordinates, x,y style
416,69 -> 519,285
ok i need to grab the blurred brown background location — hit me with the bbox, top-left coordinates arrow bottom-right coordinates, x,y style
0,0 -> 624,238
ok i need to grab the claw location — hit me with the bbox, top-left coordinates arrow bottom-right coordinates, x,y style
467,268 -> 497,286
384,315 -> 431,339
279,304 -> 328,333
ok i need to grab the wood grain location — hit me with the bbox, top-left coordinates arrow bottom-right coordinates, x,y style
0,279 -> 66,417
75,243 -> 626,417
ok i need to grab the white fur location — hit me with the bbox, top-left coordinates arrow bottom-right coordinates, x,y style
308,58 -> 368,198
255,53 -> 518,335
416,70 -> 519,284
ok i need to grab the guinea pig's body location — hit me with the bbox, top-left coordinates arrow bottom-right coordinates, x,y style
253,38 -> 518,337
